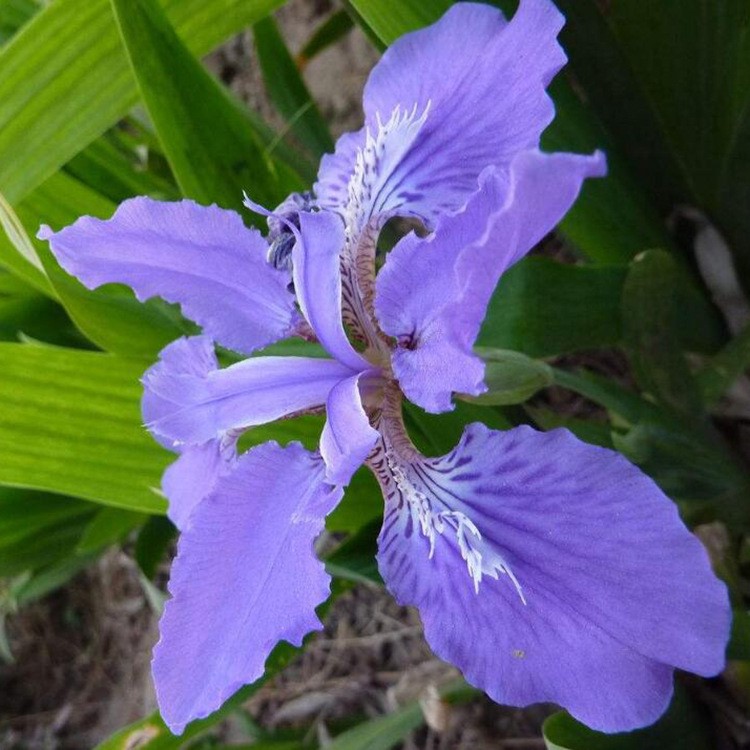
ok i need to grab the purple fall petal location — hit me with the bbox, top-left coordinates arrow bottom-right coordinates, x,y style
38,198 -> 297,355
316,0 -> 566,228
293,211 -> 371,371
142,336 -> 355,446
376,424 -> 730,732
161,441 -> 236,531
320,372 -> 379,485
153,442 -> 342,733
375,150 -> 605,413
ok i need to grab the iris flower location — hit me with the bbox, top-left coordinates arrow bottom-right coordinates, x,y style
41,0 -> 729,736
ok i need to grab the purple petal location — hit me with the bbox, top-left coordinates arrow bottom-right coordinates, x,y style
316,0 -> 566,228
320,372 -> 379,485
161,440 -> 236,531
375,424 -> 730,731
153,442 -> 342,733
142,336 -> 354,446
39,198 -> 297,355
292,211 -> 370,371
375,150 -> 605,413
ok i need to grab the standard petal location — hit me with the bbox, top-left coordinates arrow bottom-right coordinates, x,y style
153,442 -> 343,733
316,0 -> 566,228
142,336 -> 355,446
293,211 -> 371,370
375,424 -> 730,732
39,197 -> 297,355
320,372 -> 379,485
375,150 -> 605,413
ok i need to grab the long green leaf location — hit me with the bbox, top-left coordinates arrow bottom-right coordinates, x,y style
297,10 -> 354,68
0,0 -> 37,44
111,0 -> 298,214
479,259 -> 625,357
255,15 -> 334,159
621,250 -> 704,417
347,0 -> 451,43
0,342 -> 170,512
0,0 -> 284,206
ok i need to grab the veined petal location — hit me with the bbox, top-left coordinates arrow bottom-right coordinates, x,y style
142,336 -> 355,446
375,150 -> 605,413
39,197 -> 297,355
374,424 -> 729,732
153,442 -> 343,733
316,0 -> 566,230
293,211 -> 371,370
320,371 -> 379,485
161,440 -> 236,531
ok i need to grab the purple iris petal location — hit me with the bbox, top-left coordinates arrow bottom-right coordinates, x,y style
376,423 -> 729,732
39,198 -> 297,355
375,150 -> 606,413
153,441 -> 343,733
161,441 -> 236,531
292,211 -> 371,371
320,372 -> 380,485
142,336 -> 355,446
316,0 -> 566,229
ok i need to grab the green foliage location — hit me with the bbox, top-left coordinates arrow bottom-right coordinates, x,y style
2,0 -> 750,746
112,0 -> 301,215
254,15 -> 334,159
0,342 -> 170,511
543,685 -> 715,750
462,348 -> 553,406
0,0 -> 283,206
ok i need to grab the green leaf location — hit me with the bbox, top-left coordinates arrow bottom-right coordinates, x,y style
0,488 -> 90,541
551,1 -> 750,290
728,608 -> 750,661
135,515 -> 176,579
326,519 -> 382,585
697,321 -> 750,406
327,680 -> 475,750
0,0 -> 284,206
64,131 -> 180,205
327,703 -> 424,750
0,0 -> 38,45
621,250 -> 705,417
0,342 -> 171,512
326,466 -> 382,533
0,487 -> 96,576
297,10 -> 354,68
76,506 -> 147,553
255,15 -> 334,159
543,684 -> 714,750
0,191 -> 51,296
460,348 -> 553,405
0,269 -> 79,346
111,0 -> 298,215
346,0 -> 451,44
540,77 -> 675,263
479,259 -> 625,357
